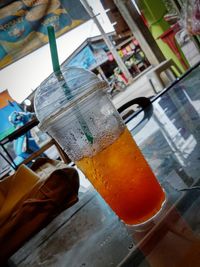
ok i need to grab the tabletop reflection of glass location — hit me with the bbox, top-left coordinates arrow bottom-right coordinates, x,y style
11,63 -> 200,267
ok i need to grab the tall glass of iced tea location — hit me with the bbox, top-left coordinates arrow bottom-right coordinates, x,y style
35,66 -> 165,225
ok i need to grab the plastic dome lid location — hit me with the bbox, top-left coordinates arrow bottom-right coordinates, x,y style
34,66 -> 107,129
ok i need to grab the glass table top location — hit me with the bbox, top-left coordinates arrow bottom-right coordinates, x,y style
128,63 -> 200,186
11,63 -> 200,267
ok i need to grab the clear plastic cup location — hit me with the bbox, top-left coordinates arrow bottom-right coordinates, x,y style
34,66 -> 165,225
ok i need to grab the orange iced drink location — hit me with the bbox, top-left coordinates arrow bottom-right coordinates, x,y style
76,127 -> 165,225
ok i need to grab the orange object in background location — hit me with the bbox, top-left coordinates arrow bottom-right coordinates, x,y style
0,89 -> 14,109
76,127 -> 165,225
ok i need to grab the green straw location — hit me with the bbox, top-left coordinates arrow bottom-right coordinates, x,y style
47,26 -> 93,144
47,26 -> 60,73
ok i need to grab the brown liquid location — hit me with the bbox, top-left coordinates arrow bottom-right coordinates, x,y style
76,128 -> 165,225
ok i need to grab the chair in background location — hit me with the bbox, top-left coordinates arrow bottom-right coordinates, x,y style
146,59 -> 183,93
